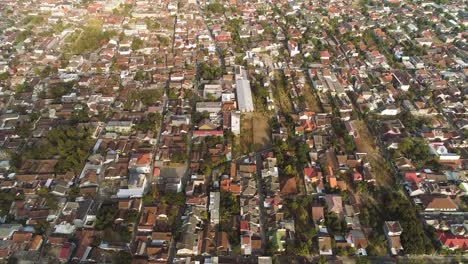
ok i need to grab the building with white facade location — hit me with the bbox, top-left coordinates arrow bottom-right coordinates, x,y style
235,66 -> 254,112
231,111 -> 241,135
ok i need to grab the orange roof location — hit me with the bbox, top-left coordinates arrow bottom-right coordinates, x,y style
230,162 -> 237,179
251,239 -> 262,249
11,231 -> 32,243
136,153 -> 151,165
29,235 -> 43,250
229,184 -> 241,194
140,207 -> 157,226
328,176 -> 337,189
221,179 -> 231,191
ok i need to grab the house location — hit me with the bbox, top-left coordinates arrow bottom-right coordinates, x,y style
231,111 -> 241,135
203,84 -> 223,99
137,207 -> 158,232
177,209 -> 203,256
318,230 -> 333,255
217,231 -> 230,255
384,221 -> 403,255
311,205 -> 325,224
428,142 -> 460,161
438,232 -> 468,251
209,192 -> 220,225
0,224 -> 22,240
346,229 -> 368,256
193,130 -> 224,137
215,32 -> 231,41
197,119 -> 218,131
320,50 -> 331,61
344,204 -> 361,229
404,172 -> 423,185
420,195 -> 458,212
30,235 -> 43,251
392,71 -> 410,91
415,38 -> 432,47
304,167 -> 321,183
129,153 -> 152,174
106,121 -> 133,134
395,157 -> 415,171
196,102 -> 222,113
353,170 -> 363,182
241,235 -> 251,255
325,194 -> 344,219
58,242 -> 75,263
345,121 -> 359,138
72,229 -> 97,261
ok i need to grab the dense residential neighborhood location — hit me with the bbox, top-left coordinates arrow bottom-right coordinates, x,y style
0,0 -> 466,263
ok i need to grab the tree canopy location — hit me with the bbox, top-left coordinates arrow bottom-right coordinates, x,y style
206,3 -> 225,14
21,126 -> 94,174
67,19 -> 116,54
398,137 -> 439,170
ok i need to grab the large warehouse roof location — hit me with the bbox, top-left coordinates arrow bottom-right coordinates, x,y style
235,66 -> 254,112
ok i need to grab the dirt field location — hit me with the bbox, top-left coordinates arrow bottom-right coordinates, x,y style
302,82 -> 322,112
352,120 -> 393,186
272,72 -> 293,113
240,113 -> 272,153
353,120 -> 378,154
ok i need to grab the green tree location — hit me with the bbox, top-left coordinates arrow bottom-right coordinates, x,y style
112,251 -> 132,264
161,192 -> 185,206
325,212 -> 343,235
70,107 -> 90,124
0,72 -> 10,80
34,220 -> 50,235
356,257 -> 370,264
398,137 -> 440,170
145,18 -> 160,30
95,202 -> 118,230
142,193 -> 154,206
318,256 -> 328,264
68,187 -> 80,200
131,37 -> 143,50
67,20 -> 116,54
21,127 -> 93,174
206,3 -> 225,14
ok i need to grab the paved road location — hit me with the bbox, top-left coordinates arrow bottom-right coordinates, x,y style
198,0 -> 226,72
255,152 -> 267,254
162,2 -> 182,263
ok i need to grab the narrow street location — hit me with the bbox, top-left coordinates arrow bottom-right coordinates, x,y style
255,152 -> 267,254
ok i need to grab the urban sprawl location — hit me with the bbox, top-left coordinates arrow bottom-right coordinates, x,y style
0,0 -> 466,263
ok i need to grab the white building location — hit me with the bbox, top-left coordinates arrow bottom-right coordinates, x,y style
429,143 -> 460,161
235,66 -> 254,112
231,111 -> 241,135
203,84 -> 223,99
209,192 -> 220,225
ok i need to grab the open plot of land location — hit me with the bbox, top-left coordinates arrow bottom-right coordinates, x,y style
302,82 -> 322,112
272,72 -> 293,114
240,113 -> 272,153
160,166 -> 186,178
352,119 -> 394,186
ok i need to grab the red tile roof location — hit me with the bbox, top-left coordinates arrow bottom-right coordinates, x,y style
405,172 -> 423,184
439,232 -> 468,249
240,220 -> 249,231
59,243 -> 72,260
